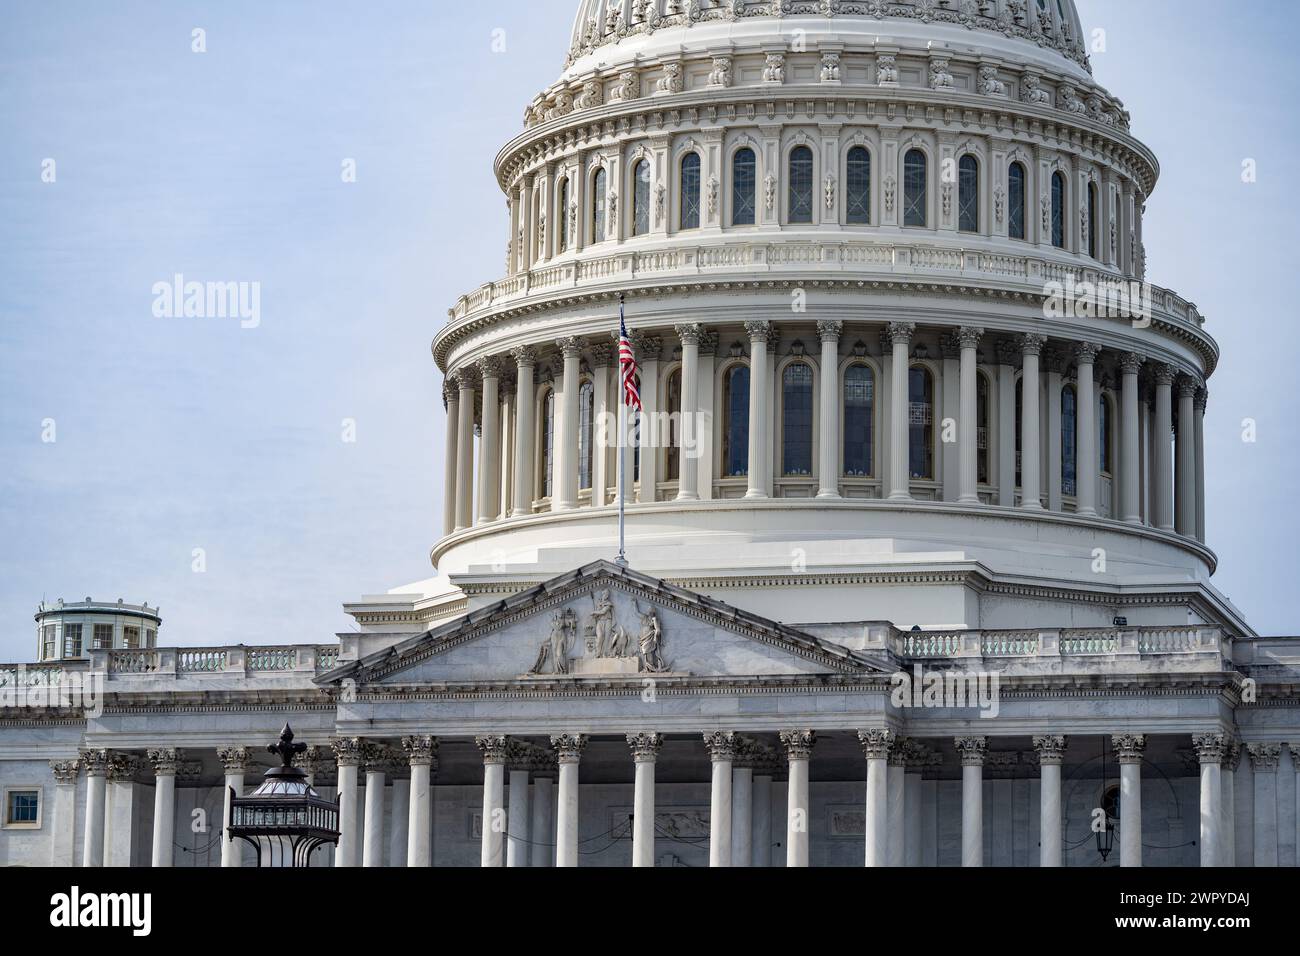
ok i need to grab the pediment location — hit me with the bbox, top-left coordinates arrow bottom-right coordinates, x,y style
320,561 -> 882,687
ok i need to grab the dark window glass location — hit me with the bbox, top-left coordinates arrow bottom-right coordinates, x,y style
904,149 -> 928,227
788,146 -> 814,224
1099,395 -> 1112,475
1008,162 -> 1026,240
558,178 -> 570,251
665,369 -> 682,481
542,391 -> 555,498
1062,385 -> 1077,496
977,373 -> 990,485
680,153 -> 701,230
63,624 -> 82,658
843,364 -> 874,477
846,147 -> 871,225
579,381 -> 594,491
1015,381 -> 1024,487
733,149 -> 756,226
1051,172 -> 1066,248
958,155 -> 979,233
6,791 -> 38,825
908,366 -> 934,480
633,160 -> 651,236
782,363 -> 814,476
1087,182 -> 1099,259
724,365 -> 750,477
592,168 -> 607,241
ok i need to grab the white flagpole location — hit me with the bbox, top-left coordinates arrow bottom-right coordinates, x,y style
617,294 -> 628,567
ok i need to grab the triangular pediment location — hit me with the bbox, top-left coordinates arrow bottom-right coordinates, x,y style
319,561 -> 883,687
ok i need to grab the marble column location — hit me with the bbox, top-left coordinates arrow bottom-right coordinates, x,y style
1113,733 -> 1146,867
477,359 -> 502,523
555,338 -> 583,510
731,744 -> 754,868
704,731 -> 735,867
745,321 -> 772,499
1194,388 -> 1207,542
590,347 -> 612,506
858,730 -> 892,867
1175,376 -> 1199,537
331,738 -> 362,868
1192,733 -> 1224,868
1221,739 -> 1240,867
218,745 -> 252,869
80,749 -> 110,868
903,745 -> 924,868
887,741 -> 907,867
1074,344 -> 1101,517
442,382 -> 459,536
957,328 -> 984,504
147,748 -> 181,868
676,325 -> 702,501
362,745 -> 392,868
530,767 -> 556,868
551,734 -> 587,868
816,321 -> 843,498
506,758 -> 531,869
104,754 -> 138,868
1120,353 -> 1145,524
887,323 -> 916,500
996,342 -> 1018,506
627,733 -> 662,868
1248,743 -> 1281,867
752,771 -> 773,868
50,760 -> 79,867
1033,735 -> 1066,867
1152,364 -> 1176,531
477,735 -> 509,867
402,736 -> 437,867
780,730 -> 815,867
389,774 -> 410,868
1045,348 -> 1065,512
1020,335 -> 1046,509
955,737 -> 987,867
455,370 -> 476,530
511,346 -> 537,516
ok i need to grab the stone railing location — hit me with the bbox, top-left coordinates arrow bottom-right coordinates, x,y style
0,664 -> 69,687
890,626 -> 1222,664
85,644 -> 348,681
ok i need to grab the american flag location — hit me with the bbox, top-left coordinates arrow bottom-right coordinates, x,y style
618,299 -> 642,412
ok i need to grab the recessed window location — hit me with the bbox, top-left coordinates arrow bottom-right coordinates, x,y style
843,364 -> 874,478
1087,181 -> 1099,259
723,364 -> 750,477
732,148 -> 757,226
977,373 -> 991,485
578,380 -> 595,491
124,626 -> 140,649
63,624 -> 83,658
904,149 -> 928,227
632,160 -> 651,236
592,167 -> 607,241
782,363 -> 814,476
93,623 -> 113,649
665,368 -> 682,481
846,147 -> 871,225
680,153 -> 701,230
4,789 -> 40,829
541,390 -> 555,499
1008,162 -> 1027,241
958,155 -> 979,233
557,178 -> 570,252
1062,385 -> 1078,496
1051,171 -> 1066,249
41,625 -> 55,660
908,366 -> 934,480
788,146 -> 814,224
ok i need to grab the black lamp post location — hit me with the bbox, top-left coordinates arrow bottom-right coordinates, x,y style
227,724 -> 340,867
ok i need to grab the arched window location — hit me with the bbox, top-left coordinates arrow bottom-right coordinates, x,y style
1061,384 -> 1077,496
904,149 -> 928,227
578,380 -> 594,491
1051,171 -> 1066,249
558,178 -> 570,252
908,366 -> 934,480
680,153 -> 701,231
846,147 -> 871,225
1008,162 -> 1027,241
723,364 -> 750,477
958,155 -> 979,233
664,368 -> 682,481
782,362 -> 814,476
843,364 -> 874,477
977,372 -> 991,485
1087,181 -> 1099,259
632,160 -> 651,236
732,148 -> 757,226
788,146 -> 814,224
541,390 -> 556,499
592,167 -> 607,242
1099,393 -> 1113,476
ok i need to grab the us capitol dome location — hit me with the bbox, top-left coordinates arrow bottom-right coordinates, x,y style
3,0 -> 1294,872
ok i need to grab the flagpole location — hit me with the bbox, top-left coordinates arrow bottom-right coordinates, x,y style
617,294 -> 628,567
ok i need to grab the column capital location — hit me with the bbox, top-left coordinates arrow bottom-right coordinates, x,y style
954,736 -> 988,767
476,356 -> 504,380
956,326 -> 985,349
857,728 -> 897,761
217,745 -> 254,775
1111,733 -> 1147,764
1042,346 -> 1069,376
1019,333 -> 1047,357
363,742 -> 401,775
588,342 -> 613,368
105,754 -> 140,783
1224,738 -> 1242,772
300,744 -> 335,779
744,320 -> 771,343
886,322 -> 916,346
626,732 -> 664,762
994,340 -> 1019,368
1194,387 -> 1209,413
816,320 -> 844,343
50,759 -> 81,784
330,737 -> 364,769
779,729 -> 816,760
79,749 -> 112,777
674,323 -> 703,344
1246,742 -> 1281,773
1151,363 -> 1178,387
1032,734 -> 1068,766
703,731 -> 737,761
147,748 -> 185,776
1191,732 -> 1226,765
401,735 -> 440,769
1177,374 -> 1202,399
1073,342 -> 1102,365
550,733 -> 589,764
887,737 -> 911,768
451,366 -> 480,390
1119,351 -> 1146,375
475,735 -> 511,765
510,344 -> 538,369
556,336 -> 585,359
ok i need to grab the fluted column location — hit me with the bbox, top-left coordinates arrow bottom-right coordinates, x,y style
218,745 -> 252,868
389,773 -> 409,868
817,321 -> 843,498
362,745 -> 392,868
1192,733 -> 1224,868
1074,344 -> 1101,516
530,763 -> 556,867
1120,353 -> 1145,524
676,325 -> 702,501
80,749 -> 110,868
704,731 -> 735,867
996,342 -> 1018,506
1113,733 -> 1146,867
1195,389 -> 1207,542
555,338 -> 583,511
627,733 -> 662,867
403,736 -> 437,867
1248,743 -> 1281,867
506,747 -> 531,868
49,760 -> 79,867
887,323 -> 916,500
147,748 -> 181,868
956,328 -> 984,504
1152,364 -> 1176,531
731,742 -> 754,868
442,383 -> 459,535
858,729 -> 893,867
331,738 -> 362,868
745,321 -> 771,498
1176,376 -> 1199,537
887,744 -> 906,867
955,736 -> 986,867
455,370 -> 476,530
1019,335 -> 1046,509
780,730 -> 815,867
1034,735 -> 1066,867
477,735 -> 509,867
510,346 -> 537,516
1221,739 -> 1240,867
477,359 -> 502,523
551,734 -> 587,867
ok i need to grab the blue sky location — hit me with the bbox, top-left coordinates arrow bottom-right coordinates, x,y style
0,0 -> 1296,659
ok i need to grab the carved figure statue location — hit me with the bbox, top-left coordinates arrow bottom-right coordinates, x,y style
635,602 -> 667,673
591,588 -> 616,656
